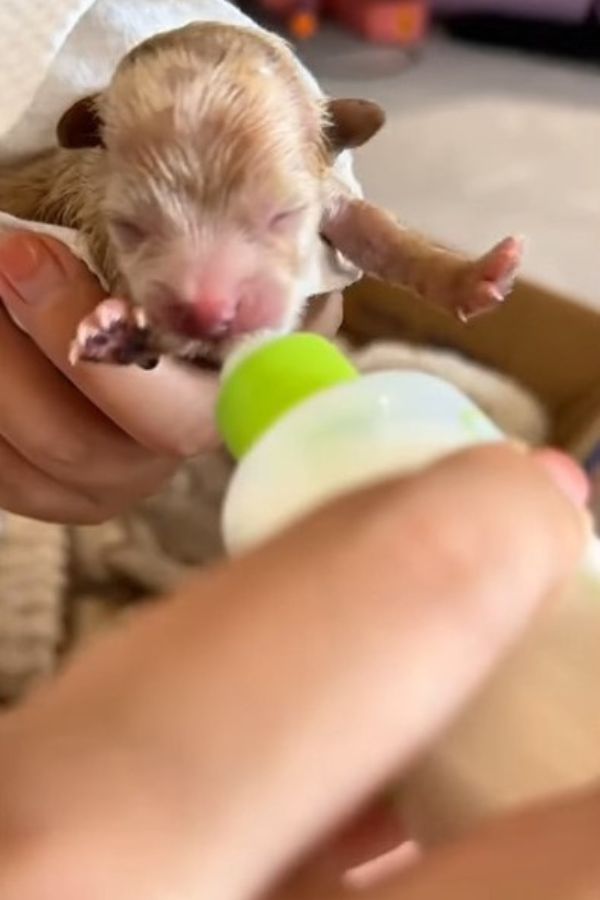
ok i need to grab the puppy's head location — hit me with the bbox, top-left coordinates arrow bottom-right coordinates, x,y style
58,23 -> 385,354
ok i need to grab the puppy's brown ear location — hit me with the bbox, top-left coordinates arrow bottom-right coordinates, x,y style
324,98 -> 386,155
57,94 -> 104,149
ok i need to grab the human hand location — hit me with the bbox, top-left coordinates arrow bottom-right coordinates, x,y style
0,232 -> 220,522
0,233 -> 343,524
0,444 -> 588,899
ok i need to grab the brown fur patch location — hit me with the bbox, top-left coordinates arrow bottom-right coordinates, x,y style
56,95 -> 104,149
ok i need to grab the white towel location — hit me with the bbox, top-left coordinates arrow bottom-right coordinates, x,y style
0,0 -> 361,294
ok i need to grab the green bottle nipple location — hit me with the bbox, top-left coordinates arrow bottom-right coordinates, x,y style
216,333 -> 359,460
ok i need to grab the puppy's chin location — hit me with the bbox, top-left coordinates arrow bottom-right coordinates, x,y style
178,355 -> 222,372
169,336 -> 225,369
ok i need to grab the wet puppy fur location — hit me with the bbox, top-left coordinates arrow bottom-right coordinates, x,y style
0,22 -> 522,369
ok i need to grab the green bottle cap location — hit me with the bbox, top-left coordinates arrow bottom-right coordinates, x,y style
216,332 -> 359,459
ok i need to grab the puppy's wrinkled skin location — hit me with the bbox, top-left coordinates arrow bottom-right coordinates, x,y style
0,22 -> 522,368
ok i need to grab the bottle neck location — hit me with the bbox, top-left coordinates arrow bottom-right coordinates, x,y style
216,333 -> 359,460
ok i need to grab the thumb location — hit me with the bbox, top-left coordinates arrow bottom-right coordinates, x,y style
0,233 -> 108,362
0,232 -> 102,322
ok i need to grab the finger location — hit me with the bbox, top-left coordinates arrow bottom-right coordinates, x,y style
0,435 -> 122,524
293,791 -> 600,900
293,795 -> 407,889
532,447 -> 590,508
0,234 -> 219,456
318,796 -> 407,873
277,842 -> 420,899
283,794 -> 416,895
0,307 -> 176,501
1,446 -> 585,900
344,842 -> 421,892
273,798 -> 409,900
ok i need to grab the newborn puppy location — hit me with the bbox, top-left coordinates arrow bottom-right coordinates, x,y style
0,22 -> 521,368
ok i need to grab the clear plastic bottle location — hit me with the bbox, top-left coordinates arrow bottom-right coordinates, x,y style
217,332 -> 600,576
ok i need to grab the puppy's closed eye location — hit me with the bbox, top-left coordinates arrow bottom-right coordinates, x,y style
268,205 -> 308,233
108,216 -> 149,250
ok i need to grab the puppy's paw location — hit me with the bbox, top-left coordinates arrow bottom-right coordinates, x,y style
456,236 -> 523,322
70,300 -> 160,369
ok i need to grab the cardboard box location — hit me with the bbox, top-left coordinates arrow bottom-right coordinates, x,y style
342,275 -> 600,462
342,276 -> 600,839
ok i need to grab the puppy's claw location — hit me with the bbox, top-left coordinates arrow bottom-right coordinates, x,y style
134,307 -> 149,329
454,235 -> 523,322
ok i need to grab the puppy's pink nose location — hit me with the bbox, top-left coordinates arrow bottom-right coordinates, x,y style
161,296 -> 234,339
190,292 -> 237,337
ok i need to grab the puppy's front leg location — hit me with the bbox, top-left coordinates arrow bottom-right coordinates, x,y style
322,195 -> 522,321
70,298 -> 161,370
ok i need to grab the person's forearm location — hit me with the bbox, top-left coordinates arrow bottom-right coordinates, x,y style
0,446 -> 583,900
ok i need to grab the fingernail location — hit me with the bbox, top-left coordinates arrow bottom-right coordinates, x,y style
344,842 -> 421,890
0,234 -> 66,306
0,234 -> 41,283
533,448 -> 590,509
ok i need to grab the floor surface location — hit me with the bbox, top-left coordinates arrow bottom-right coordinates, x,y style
295,26 -> 600,309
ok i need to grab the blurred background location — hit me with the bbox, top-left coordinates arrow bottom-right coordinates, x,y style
238,1 -> 600,309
